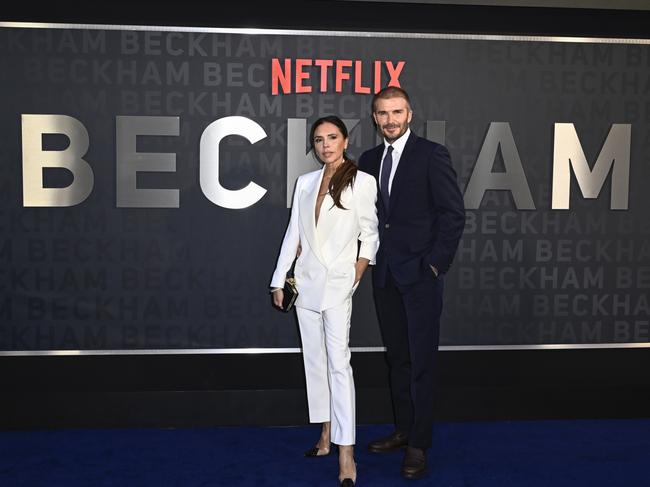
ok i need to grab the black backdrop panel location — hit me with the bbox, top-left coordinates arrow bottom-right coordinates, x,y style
1,24 -> 649,351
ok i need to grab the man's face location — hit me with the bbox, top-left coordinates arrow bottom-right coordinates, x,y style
373,96 -> 413,143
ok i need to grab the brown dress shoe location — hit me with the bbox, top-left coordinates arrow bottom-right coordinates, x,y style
368,431 -> 408,453
401,446 -> 427,480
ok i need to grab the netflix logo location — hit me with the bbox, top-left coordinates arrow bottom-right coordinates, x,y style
271,58 -> 405,95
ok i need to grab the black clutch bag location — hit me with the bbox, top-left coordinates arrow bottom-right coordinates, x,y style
280,259 -> 299,312
282,276 -> 298,312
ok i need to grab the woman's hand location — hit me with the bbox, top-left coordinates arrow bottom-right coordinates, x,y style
354,258 -> 370,286
272,288 -> 284,309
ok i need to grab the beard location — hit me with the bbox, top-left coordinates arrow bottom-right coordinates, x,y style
380,122 -> 407,142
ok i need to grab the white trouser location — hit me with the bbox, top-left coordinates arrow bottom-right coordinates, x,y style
296,298 -> 356,446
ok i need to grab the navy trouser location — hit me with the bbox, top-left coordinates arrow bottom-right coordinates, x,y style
373,270 -> 443,449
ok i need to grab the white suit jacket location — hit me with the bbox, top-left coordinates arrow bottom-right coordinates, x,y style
271,167 -> 379,312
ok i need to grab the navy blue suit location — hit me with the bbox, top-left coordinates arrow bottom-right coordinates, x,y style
359,131 -> 465,448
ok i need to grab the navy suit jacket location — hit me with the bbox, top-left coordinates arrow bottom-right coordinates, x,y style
359,131 -> 465,288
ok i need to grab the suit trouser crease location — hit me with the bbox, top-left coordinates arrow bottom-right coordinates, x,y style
374,271 -> 442,449
296,297 -> 356,446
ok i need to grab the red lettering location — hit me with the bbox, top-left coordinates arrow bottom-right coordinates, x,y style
271,58 -> 291,95
386,61 -> 405,87
295,58 -> 312,94
354,60 -> 370,94
270,58 -> 406,95
315,59 -> 333,92
335,60 -> 353,92
374,60 -> 382,93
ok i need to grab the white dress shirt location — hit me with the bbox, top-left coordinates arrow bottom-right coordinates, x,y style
378,128 -> 411,195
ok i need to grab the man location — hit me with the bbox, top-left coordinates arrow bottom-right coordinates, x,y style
359,86 -> 465,480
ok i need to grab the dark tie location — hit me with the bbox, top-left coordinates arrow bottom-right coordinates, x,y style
380,145 -> 394,211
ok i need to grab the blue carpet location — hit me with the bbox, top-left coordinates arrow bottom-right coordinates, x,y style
1,420 -> 649,486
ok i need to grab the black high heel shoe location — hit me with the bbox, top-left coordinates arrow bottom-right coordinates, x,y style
339,458 -> 356,486
304,444 -> 332,457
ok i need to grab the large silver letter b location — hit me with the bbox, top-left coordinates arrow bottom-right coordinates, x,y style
22,114 -> 93,207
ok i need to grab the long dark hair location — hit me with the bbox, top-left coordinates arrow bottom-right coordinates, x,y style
310,116 -> 357,210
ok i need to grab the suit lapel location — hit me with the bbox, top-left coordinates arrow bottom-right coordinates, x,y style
369,145 -> 383,180
299,168 -> 327,266
316,193 -> 337,251
388,132 -> 418,211
369,145 -> 388,216
317,177 -> 355,252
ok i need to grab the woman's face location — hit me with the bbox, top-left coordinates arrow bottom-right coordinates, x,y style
312,122 -> 348,166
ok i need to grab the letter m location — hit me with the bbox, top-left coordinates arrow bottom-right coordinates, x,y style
552,123 -> 631,210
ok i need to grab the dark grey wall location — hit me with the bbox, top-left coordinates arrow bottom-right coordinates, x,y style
1,1 -> 649,428
3,26 -> 649,352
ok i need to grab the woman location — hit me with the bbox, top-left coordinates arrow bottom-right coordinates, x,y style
270,116 -> 379,486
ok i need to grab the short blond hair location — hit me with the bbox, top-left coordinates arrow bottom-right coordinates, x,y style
372,86 -> 412,112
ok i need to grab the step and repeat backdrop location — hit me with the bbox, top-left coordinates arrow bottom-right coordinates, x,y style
0,23 -> 649,353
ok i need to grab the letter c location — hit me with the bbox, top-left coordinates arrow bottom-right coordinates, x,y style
199,116 -> 267,209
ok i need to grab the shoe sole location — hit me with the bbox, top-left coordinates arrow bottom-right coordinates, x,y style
401,469 -> 428,480
367,444 -> 407,453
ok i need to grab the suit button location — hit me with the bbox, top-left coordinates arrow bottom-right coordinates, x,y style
385,223 -> 390,229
